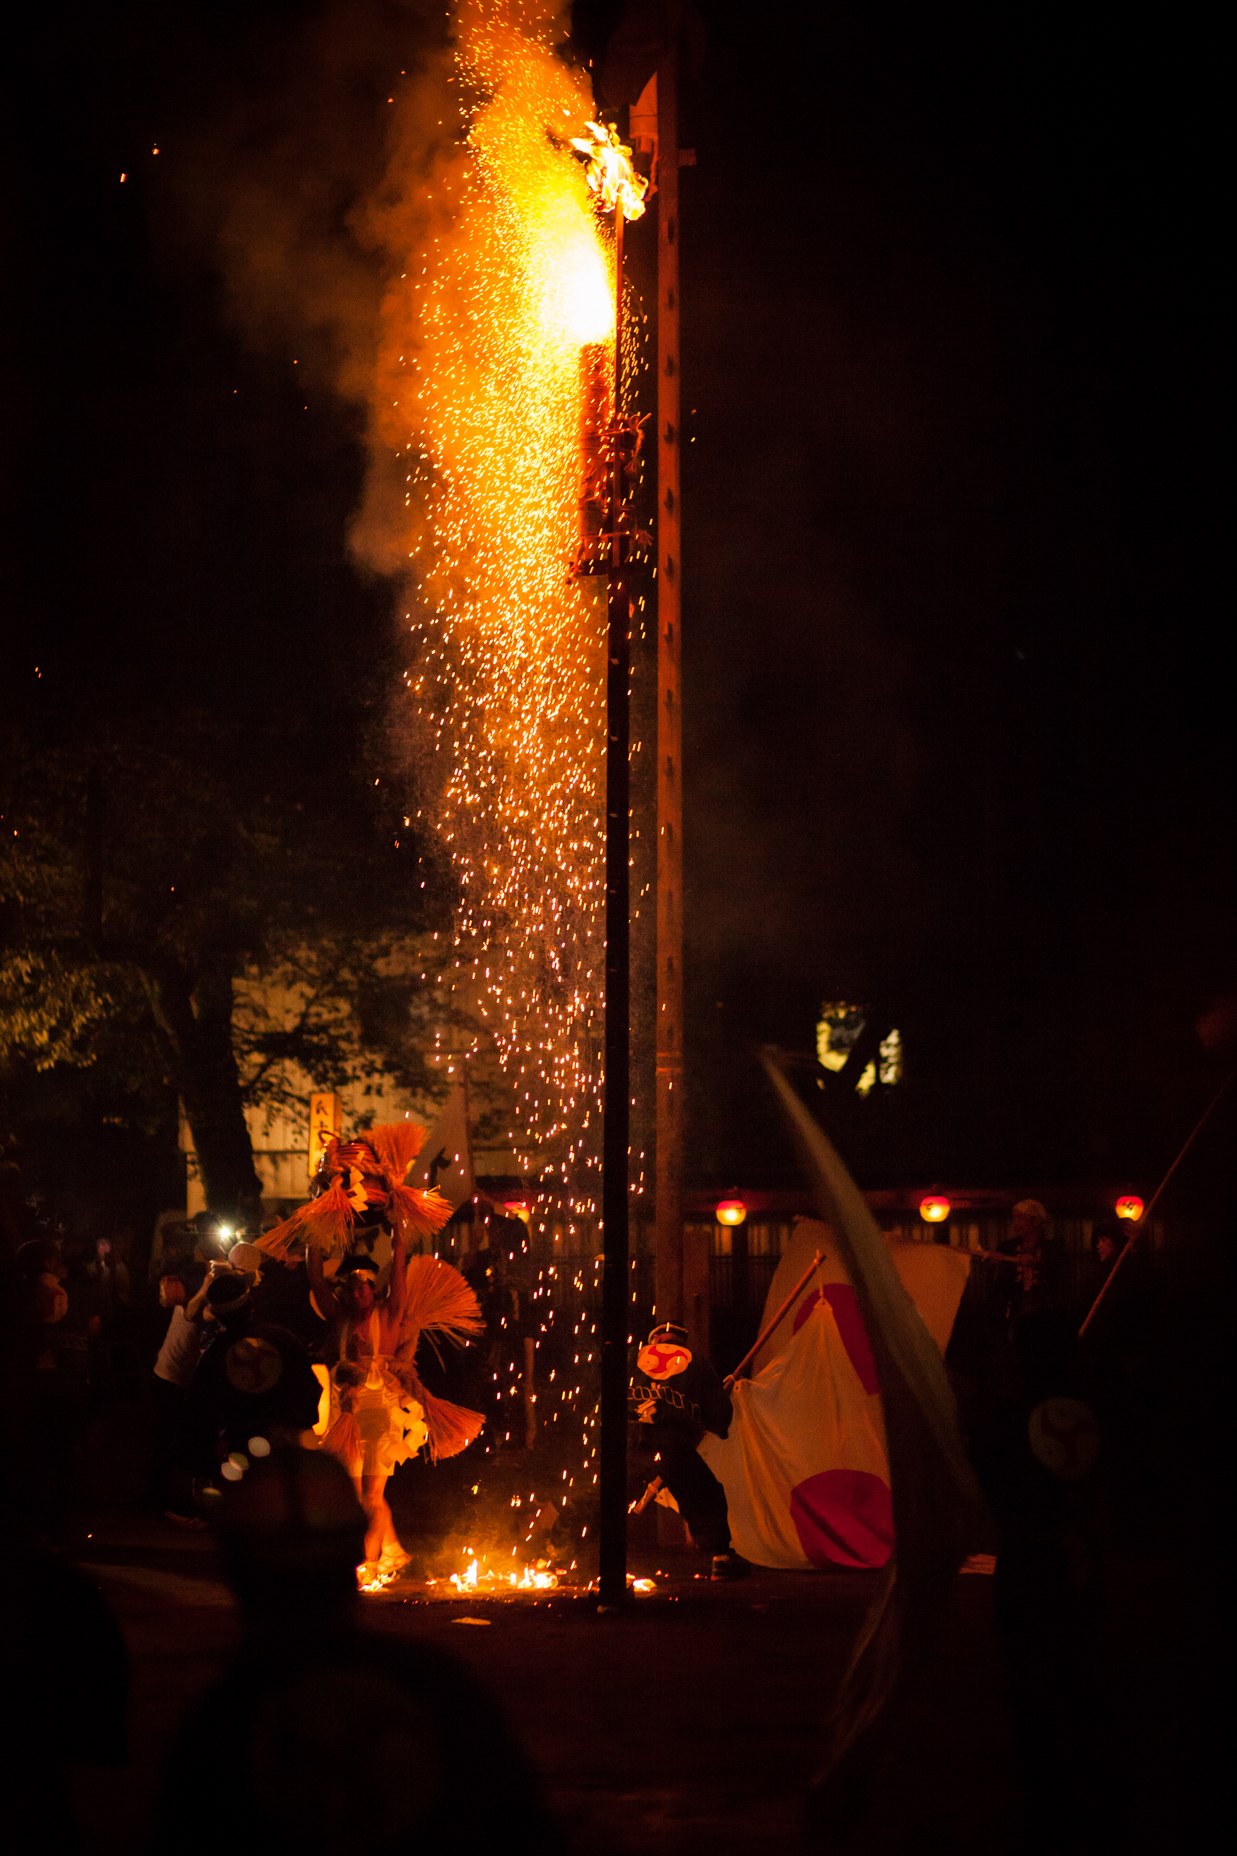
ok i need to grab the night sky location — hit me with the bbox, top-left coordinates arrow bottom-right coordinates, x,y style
4,2 -> 1231,1204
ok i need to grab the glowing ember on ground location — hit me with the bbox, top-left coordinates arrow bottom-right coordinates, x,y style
357,1564 -> 403,1594
428,1552 -> 560,1594
360,1552 -> 658,1599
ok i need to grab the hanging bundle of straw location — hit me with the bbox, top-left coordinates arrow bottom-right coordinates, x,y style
398,1255 -> 485,1348
392,1257 -> 485,1459
256,1181 -> 355,1261
366,1122 -> 426,1183
389,1182 -> 453,1246
397,1359 -> 486,1462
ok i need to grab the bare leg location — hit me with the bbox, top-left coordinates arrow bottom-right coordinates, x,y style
360,1472 -> 406,1567
350,1471 -> 384,1561
347,1471 -> 385,1575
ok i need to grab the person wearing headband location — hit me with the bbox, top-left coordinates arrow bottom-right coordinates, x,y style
629,1320 -> 744,1579
258,1124 -> 483,1582
999,1199 -> 1065,1318
305,1239 -> 423,1576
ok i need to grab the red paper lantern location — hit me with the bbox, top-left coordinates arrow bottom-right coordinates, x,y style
919,1194 -> 950,1224
715,1199 -> 747,1227
1114,1195 -> 1144,1222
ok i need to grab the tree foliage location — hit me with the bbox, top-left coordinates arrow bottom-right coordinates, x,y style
1,690 -> 465,1214
231,937 -> 487,1129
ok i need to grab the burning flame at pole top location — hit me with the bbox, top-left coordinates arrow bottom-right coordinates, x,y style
570,120 -> 649,220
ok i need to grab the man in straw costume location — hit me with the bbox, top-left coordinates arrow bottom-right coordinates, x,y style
258,1123 -> 485,1579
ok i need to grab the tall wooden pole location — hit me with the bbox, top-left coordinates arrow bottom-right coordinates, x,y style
599,204 -> 631,1609
653,38 -> 704,1341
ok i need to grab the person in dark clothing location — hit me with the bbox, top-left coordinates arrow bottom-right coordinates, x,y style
629,1320 -> 743,1576
8,1234 -> 94,1537
184,1272 -> 322,1477
969,1308 -> 1111,1856
1078,1217 -> 1137,1313
228,1241 -> 325,1352
1091,1218 -> 1128,1272
157,1447 -> 564,1856
996,1198 -> 1066,1319
0,1529 -> 129,1855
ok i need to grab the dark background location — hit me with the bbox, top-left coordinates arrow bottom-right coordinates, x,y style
3,2 -> 1231,1211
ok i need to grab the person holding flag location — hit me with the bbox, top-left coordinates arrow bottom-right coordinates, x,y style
629,1320 -> 745,1579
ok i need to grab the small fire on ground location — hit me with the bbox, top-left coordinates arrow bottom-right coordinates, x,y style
358,1564 -> 404,1594
359,1551 -> 658,1598
433,1555 -> 560,1594
436,1557 -> 658,1596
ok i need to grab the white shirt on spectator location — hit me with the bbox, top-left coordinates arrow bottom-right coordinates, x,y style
154,1306 -> 205,1388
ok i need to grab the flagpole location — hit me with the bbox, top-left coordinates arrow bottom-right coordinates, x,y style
723,1251 -> 824,1388
1078,1066 -> 1235,1338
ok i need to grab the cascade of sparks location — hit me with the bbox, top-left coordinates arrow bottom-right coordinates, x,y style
385,3 -> 619,1217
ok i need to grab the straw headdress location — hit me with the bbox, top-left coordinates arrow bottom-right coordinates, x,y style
256,1121 -> 452,1261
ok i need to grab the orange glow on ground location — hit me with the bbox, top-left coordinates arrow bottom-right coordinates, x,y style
423,1549 -> 560,1593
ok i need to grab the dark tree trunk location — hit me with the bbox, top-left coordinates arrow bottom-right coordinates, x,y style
83,764 -> 104,942
147,960 -> 263,1218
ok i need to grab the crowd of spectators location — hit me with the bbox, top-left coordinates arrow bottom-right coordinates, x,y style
0,1199 -> 562,1855
0,1202 -> 337,1542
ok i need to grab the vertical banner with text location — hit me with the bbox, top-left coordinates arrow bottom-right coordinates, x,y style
308,1093 -> 341,1182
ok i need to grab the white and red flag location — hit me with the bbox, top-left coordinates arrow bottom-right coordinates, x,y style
699,1219 -> 971,1569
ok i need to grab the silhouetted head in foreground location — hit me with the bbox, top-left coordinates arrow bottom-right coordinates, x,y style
214,1446 -> 365,1637
205,1268 -> 255,1326
168,1446 -> 566,1856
